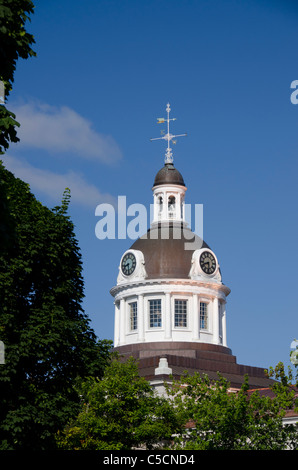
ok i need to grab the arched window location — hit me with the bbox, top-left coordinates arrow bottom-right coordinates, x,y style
157,195 -> 163,220
158,196 -> 163,212
168,196 -> 176,218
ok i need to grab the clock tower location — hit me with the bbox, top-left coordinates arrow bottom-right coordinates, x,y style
110,104 -> 273,391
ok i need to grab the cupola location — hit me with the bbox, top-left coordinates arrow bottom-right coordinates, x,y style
110,103 -> 278,393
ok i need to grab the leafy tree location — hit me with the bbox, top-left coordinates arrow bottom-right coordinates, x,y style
167,367 -> 298,450
56,357 -> 179,450
0,0 -> 36,153
56,355 -> 298,450
0,162 -> 112,450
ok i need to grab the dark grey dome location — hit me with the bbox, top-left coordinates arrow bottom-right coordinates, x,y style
130,223 -> 209,279
153,163 -> 185,187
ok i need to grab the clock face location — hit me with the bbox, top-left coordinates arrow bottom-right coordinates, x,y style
121,252 -> 136,276
199,251 -> 217,275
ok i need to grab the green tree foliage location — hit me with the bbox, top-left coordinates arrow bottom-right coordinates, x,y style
57,358 -> 298,451
0,162 -> 112,450
167,366 -> 298,450
56,357 -> 179,450
0,0 -> 36,153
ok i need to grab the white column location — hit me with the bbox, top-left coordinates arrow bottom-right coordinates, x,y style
120,298 -> 125,345
165,293 -> 171,339
182,197 -> 185,221
213,297 -> 219,345
153,193 -> 158,223
176,193 -> 181,221
162,190 -> 167,220
181,194 -> 184,221
222,301 -> 227,347
192,294 -> 199,340
114,301 -> 120,347
138,294 -> 144,342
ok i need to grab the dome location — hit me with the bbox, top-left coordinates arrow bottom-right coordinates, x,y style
153,163 -> 185,187
130,223 -> 210,279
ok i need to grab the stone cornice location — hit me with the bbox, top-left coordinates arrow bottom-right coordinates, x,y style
110,278 -> 231,298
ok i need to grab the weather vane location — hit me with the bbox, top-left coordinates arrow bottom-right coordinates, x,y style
150,103 -> 187,164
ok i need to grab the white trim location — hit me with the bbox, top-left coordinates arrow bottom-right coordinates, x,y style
111,277 -> 230,298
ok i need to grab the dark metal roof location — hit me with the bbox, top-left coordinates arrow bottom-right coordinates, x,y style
114,342 -> 277,390
130,223 -> 209,279
153,163 -> 185,187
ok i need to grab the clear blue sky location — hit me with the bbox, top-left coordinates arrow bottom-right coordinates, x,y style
2,0 -> 298,372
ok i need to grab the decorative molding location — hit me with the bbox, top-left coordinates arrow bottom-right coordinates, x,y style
110,277 -> 230,298
117,249 -> 147,285
189,248 -> 222,282
155,358 -> 172,375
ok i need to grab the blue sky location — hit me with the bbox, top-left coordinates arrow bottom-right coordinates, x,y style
2,0 -> 298,373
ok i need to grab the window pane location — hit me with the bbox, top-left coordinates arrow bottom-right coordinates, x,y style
175,299 -> 187,327
129,302 -> 137,330
149,299 -> 162,328
200,302 -> 208,330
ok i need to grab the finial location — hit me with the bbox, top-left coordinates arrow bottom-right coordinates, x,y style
150,103 -> 187,164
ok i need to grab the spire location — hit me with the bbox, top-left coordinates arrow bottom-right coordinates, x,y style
150,103 -> 187,165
